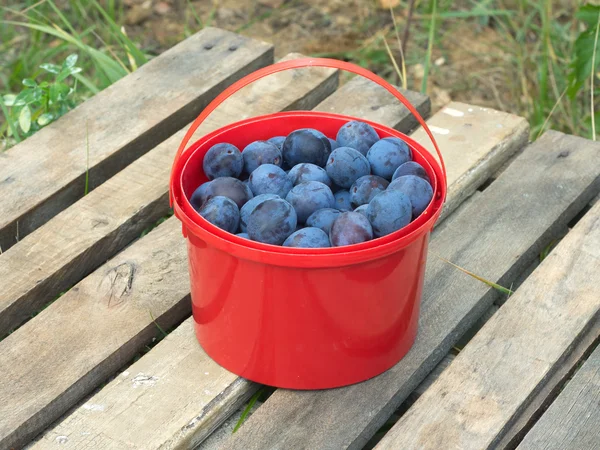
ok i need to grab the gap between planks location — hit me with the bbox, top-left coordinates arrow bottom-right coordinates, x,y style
516,340 -> 600,450
0,27 -> 273,254
31,97 -> 527,449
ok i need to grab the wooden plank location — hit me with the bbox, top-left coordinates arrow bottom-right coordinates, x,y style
25,77 -> 431,450
517,344 -> 600,450
222,131 -> 600,450
30,321 -> 258,450
375,199 -> 600,450
314,76 -> 430,133
0,27 -> 273,253
0,53 -> 339,336
0,219 -> 189,450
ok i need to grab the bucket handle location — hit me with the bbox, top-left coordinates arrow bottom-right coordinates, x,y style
170,58 -> 446,206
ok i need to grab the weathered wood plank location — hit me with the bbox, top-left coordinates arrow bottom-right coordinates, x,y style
222,131 -> 600,450
517,344 -> 600,450
375,199 -> 600,450
30,321 -> 258,450
0,53 -> 339,336
314,76 -> 430,133
0,27 -> 273,253
25,77 -> 431,450
0,219 -> 189,450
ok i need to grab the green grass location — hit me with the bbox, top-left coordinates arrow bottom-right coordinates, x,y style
0,0 -> 153,149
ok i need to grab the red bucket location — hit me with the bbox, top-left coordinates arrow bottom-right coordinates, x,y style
170,58 -> 447,389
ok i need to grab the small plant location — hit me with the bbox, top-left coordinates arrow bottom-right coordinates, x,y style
1,54 -> 82,145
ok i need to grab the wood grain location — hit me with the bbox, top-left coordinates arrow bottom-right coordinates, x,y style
0,219 -> 189,450
517,344 -> 600,450
23,75 -> 431,450
0,27 -> 273,253
0,53 -> 339,337
222,131 -> 600,450
375,199 -> 600,450
314,76 -> 430,133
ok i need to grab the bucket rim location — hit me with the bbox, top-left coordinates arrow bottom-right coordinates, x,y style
171,111 -> 445,268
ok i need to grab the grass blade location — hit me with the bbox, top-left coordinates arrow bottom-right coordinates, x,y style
535,87 -> 567,140
421,0 -> 437,93
3,20 -> 127,83
436,254 -> 514,296
233,388 -> 263,433
591,11 -> 599,141
382,34 -> 404,89
390,7 -> 407,90
90,0 -> 147,66
148,310 -> 168,338
72,72 -> 100,94
84,121 -> 90,196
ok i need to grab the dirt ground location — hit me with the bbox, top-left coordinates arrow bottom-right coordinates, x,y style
121,0 -> 516,114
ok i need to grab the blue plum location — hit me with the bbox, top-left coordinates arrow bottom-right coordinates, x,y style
327,138 -> 339,151
203,143 -> 243,180
329,212 -> 373,246
353,204 -> 369,217
247,198 -> 297,245
285,181 -> 335,223
239,193 -> 279,232
305,208 -> 341,234
349,175 -> 389,207
282,128 -> 330,167
336,120 -> 379,155
388,174 -> 434,218
242,140 -> 282,173
190,177 -> 253,210
392,161 -> 431,183
236,232 -> 250,239
288,163 -> 332,187
283,227 -> 331,248
366,137 -> 411,180
333,190 -> 352,212
325,147 -> 371,189
268,136 -> 286,151
248,164 -> 293,198
197,196 -> 240,233
366,190 -> 412,237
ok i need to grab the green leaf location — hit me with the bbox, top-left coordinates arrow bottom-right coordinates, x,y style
3,21 -> 128,85
2,94 -> 17,107
22,78 -> 36,88
38,81 -> 50,88
32,88 -> 44,102
49,83 -> 60,105
576,4 -> 600,27
65,54 -> 78,68
40,63 -> 61,74
0,101 -> 21,143
14,89 -> 35,106
19,106 -> 32,134
568,24 -> 600,98
37,113 -> 54,126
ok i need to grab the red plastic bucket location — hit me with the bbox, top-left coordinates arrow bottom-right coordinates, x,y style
170,58 -> 447,389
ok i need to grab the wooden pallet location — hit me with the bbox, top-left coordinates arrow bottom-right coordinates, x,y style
1,27 -> 599,450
